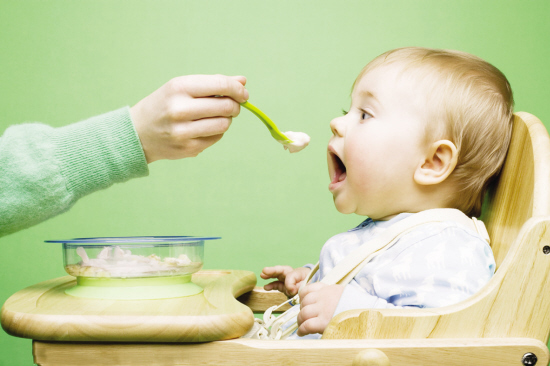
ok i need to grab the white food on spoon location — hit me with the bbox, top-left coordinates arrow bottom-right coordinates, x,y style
279,131 -> 310,153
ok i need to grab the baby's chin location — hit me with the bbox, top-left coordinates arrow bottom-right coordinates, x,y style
333,197 -> 383,218
332,196 -> 357,215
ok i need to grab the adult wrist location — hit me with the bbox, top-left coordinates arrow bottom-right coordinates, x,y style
52,107 -> 149,199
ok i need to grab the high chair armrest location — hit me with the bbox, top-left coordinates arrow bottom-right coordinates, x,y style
323,307 -> 440,339
237,286 -> 291,312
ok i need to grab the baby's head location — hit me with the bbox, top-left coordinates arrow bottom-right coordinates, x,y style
327,47 -> 513,219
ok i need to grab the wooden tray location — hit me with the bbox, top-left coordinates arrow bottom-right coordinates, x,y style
1,270 -> 256,342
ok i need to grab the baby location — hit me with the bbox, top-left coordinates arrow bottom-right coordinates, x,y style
261,47 -> 514,339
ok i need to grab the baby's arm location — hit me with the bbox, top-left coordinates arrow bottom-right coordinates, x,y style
295,282 -> 403,337
295,224 -> 495,336
261,265 -> 311,297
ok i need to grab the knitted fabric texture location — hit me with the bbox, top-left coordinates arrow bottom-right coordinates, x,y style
0,107 -> 148,237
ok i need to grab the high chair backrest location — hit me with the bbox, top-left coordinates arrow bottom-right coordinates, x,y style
482,112 -> 550,269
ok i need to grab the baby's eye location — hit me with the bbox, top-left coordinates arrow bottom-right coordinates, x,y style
341,109 -> 348,116
361,111 -> 373,120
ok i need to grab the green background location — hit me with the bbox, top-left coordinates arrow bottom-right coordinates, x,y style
1,1 -> 549,364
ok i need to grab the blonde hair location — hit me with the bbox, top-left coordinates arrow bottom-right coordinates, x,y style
356,47 -> 514,217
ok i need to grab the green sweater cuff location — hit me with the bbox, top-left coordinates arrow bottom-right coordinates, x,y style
52,107 -> 149,199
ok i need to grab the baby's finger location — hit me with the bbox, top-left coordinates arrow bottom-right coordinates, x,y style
178,75 -> 249,103
296,317 -> 324,337
299,289 -> 321,309
284,284 -> 298,297
260,265 -> 293,280
292,280 -> 305,296
298,282 -> 326,301
296,303 -> 317,327
260,269 -> 280,280
264,281 -> 285,293
285,273 -> 304,296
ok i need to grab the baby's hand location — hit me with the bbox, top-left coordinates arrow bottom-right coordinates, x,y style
260,266 -> 311,297
130,74 -> 249,163
296,283 -> 345,336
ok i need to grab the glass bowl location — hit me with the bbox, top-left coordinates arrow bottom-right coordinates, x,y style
45,236 -> 220,300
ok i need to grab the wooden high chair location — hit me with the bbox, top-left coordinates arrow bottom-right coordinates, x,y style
18,113 -> 550,365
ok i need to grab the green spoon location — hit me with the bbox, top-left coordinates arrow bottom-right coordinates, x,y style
240,101 -> 293,143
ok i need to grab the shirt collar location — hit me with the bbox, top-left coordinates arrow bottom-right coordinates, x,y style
348,212 -> 415,232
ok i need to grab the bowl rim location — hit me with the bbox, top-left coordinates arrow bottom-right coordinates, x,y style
45,236 -> 221,244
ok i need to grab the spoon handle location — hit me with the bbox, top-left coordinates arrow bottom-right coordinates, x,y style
241,101 -> 291,142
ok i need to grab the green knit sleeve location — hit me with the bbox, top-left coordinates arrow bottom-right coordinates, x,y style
0,107 -> 149,237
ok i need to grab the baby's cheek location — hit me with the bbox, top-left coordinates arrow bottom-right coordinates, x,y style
349,163 -> 375,193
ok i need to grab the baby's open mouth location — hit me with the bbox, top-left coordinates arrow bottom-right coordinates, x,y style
330,151 -> 347,185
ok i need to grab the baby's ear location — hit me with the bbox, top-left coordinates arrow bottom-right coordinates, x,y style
414,140 -> 458,185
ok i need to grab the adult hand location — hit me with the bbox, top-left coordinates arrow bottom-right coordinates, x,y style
296,282 -> 345,336
130,74 -> 249,163
261,266 -> 311,297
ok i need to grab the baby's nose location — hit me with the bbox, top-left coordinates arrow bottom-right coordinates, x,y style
330,117 -> 345,137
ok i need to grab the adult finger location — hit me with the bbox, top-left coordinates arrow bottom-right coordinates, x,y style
231,75 -> 247,86
175,74 -> 249,103
171,97 -> 241,121
179,134 -> 224,158
172,117 -> 232,139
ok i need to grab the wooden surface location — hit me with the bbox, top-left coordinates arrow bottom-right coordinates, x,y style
323,113 -> 550,345
1,270 -> 256,342
237,286 -> 290,312
33,338 -> 549,366
483,112 -> 550,269
352,349 -> 391,366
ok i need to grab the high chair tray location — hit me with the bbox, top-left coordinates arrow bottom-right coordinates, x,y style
1,270 -> 256,342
